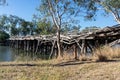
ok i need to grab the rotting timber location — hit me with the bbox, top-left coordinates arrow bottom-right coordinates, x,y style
9,24 -> 120,59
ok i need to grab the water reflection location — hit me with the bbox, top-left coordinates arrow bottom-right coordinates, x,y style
0,46 -> 38,62
0,46 -> 15,61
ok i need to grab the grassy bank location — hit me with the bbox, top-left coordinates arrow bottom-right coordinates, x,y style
0,45 -> 120,80
0,59 -> 120,80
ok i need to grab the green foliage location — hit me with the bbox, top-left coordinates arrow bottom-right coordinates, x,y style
102,0 -> 120,9
74,0 -> 98,20
38,0 -> 101,36
72,25 -> 81,31
0,31 -> 9,41
95,0 -> 120,23
0,0 -> 6,5
101,0 -> 120,13
36,19 -> 55,35
38,0 -> 81,29
10,27 -> 19,36
0,15 -> 37,36
61,26 -> 71,35
7,15 -> 23,36
28,22 -> 35,35
0,15 -> 8,31
81,26 -> 100,33
20,21 -> 30,36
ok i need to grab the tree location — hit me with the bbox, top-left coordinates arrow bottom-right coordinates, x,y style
20,20 -> 30,36
0,31 -> 9,42
71,25 -> 81,34
38,0 -> 100,58
0,15 -> 8,31
39,0 -> 81,58
0,0 -> 6,5
0,14 -> 37,36
96,0 -> 120,24
28,22 -> 35,35
81,26 -> 100,33
36,19 -> 53,35
61,26 -> 71,35
74,0 -> 98,20
75,0 -> 120,24
0,16 -> 9,42
7,15 -> 23,36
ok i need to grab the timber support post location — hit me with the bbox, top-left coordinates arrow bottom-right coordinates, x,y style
81,39 -> 86,55
74,44 -> 78,60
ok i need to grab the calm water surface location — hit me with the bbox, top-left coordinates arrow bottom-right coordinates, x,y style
0,46 -> 47,61
0,46 -> 15,61
0,44 -> 119,62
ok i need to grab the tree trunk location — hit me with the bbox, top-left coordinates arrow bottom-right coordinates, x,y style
57,29 -> 62,59
47,0 -> 62,59
74,44 -> 78,60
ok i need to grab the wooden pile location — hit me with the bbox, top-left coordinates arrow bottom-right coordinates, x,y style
8,24 -> 120,59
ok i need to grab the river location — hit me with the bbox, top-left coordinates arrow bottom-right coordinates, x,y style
0,46 -> 15,62
1,44 -> 119,62
0,46 -> 49,62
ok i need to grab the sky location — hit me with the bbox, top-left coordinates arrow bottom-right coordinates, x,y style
0,0 -> 40,21
0,0 -> 118,29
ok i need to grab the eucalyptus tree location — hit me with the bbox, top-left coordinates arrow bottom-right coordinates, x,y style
96,0 -> 120,24
0,0 -> 6,5
39,0 -> 81,58
75,0 -> 120,24
0,15 -> 8,31
81,26 -> 100,33
28,22 -> 35,35
39,0 -> 99,58
8,15 -> 23,36
74,0 -> 98,20
71,25 -> 81,33
0,31 -> 9,42
20,20 -> 30,36
0,15 -> 9,41
36,19 -> 53,35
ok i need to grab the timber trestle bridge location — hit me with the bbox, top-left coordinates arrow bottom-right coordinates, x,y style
8,24 -> 120,59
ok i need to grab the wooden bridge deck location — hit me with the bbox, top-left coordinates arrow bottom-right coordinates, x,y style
8,24 -> 120,59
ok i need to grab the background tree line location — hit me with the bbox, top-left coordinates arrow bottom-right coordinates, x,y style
0,14 -> 87,41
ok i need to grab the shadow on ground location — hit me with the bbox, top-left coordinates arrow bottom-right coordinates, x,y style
0,59 -> 120,67
0,63 -> 52,67
54,59 -> 120,67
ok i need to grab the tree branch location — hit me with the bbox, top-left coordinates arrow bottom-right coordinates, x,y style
47,0 -> 60,29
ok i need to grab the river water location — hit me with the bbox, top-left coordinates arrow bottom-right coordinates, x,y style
0,46 -> 15,62
0,44 -> 119,62
0,46 -> 48,62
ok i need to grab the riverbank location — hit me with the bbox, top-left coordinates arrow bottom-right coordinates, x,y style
0,59 -> 120,80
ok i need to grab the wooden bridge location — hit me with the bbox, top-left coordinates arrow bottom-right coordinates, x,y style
8,24 -> 120,59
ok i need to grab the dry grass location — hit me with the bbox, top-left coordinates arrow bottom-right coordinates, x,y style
79,54 -> 92,61
0,45 -> 120,80
62,52 -> 74,60
0,59 -> 120,80
59,45 -> 120,62
93,45 -> 120,61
